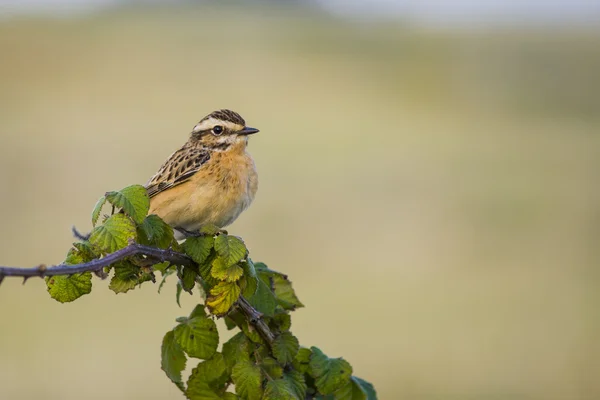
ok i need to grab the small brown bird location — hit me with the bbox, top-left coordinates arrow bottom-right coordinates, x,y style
145,109 -> 259,239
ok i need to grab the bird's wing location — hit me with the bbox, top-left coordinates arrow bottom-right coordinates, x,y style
145,147 -> 211,198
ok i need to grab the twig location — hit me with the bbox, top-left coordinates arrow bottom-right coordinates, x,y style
237,295 -> 276,345
0,243 -> 276,346
0,243 -> 195,279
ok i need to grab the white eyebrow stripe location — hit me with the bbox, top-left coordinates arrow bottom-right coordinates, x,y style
192,118 -> 244,133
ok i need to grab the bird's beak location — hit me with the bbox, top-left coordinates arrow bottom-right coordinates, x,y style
238,127 -> 259,135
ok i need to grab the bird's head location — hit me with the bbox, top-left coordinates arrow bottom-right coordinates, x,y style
190,109 -> 259,150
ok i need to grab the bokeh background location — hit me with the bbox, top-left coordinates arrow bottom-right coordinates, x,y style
0,1 -> 599,399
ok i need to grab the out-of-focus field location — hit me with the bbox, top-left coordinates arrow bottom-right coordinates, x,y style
0,5 -> 599,400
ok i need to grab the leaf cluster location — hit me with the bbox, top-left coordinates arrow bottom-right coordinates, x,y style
44,185 -> 377,399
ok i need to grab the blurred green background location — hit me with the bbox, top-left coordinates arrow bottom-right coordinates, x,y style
0,2 -> 599,399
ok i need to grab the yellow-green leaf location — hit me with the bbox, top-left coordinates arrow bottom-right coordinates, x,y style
211,257 -> 244,282
46,273 -> 92,303
273,332 -> 299,364
308,347 -> 353,395
214,235 -> 247,267
91,195 -> 106,226
174,313 -> 219,360
206,281 -> 241,316
186,353 -> 228,399
105,184 -> 150,224
137,214 -> 174,249
184,236 -> 214,265
161,330 -> 186,392
89,213 -> 136,254
231,360 -> 263,400
109,261 -> 153,294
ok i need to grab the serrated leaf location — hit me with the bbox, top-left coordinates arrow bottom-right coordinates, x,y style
174,313 -> 219,359
89,213 -> 136,254
263,379 -> 298,400
248,279 -> 277,318
284,370 -> 307,399
200,224 -> 221,235
161,330 -> 186,392
105,184 -> 150,224
261,357 -> 283,379
138,214 -> 174,249
178,265 -> 198,294
309,347 -> 353,395
211,257 -> 244,282
231,360 -> 263,400
185,381 -> 220,400
46,272 -> 92,303
72,241 -> 98,261
351,376 -> 377,400
222,332 -> 252,371
186,353 -> 228,398
184,236 -> 214,265
109,261 -> 153,294
272,274 -> 304,310
271,312 -> 292,332
91,195 -> 106,226
273,332 -> 299,364
206,281 -> 240,316
240,260 -> 258,298
189,304 -> 208,319
293,347 -> 312,374
214,235 -> 247,267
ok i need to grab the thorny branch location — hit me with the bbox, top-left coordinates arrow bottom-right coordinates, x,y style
0,241 -> 275,345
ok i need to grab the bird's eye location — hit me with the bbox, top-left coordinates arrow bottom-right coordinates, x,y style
212,125 -> 224,136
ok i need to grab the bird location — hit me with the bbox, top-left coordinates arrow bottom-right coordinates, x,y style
144,109 -> 259,239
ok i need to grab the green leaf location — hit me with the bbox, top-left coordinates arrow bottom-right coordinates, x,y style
211,257 -> 244,282
284,370 -> 307,400
91,195 -> 106,226
109,261 -> 153,294
185,381 -> 220,400
189,304 -> 208,319
200,224 -> 221,236
137,214 -> 174,249
174,313 -> 219,359
273,332 -> 299,364
186,353 -> 228,399
184,236 -> 214,265
261,357 -> 283,379
158,266 -> 175,294
222,393 -> 239,400
46,273 -> 92,303
72,241 -> 99,261
248,279 -> 277,318
309,347 -> 353,395
263,379 -> 298,400
240,260 -> 258,298
161,330 -> 186,392
105,184 -> 150,224
292,347 -> 312,374
89,213 -> 136,254
231,360 -> 263,400
351,376 -> 377,400
214,235 -> 247,267
222,332 -> 252,371
206,281 -> 240,316
178,265 -> 198,294
271,312 -> 292,332
176,281 -> 183,307
272,274 -> 304,310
